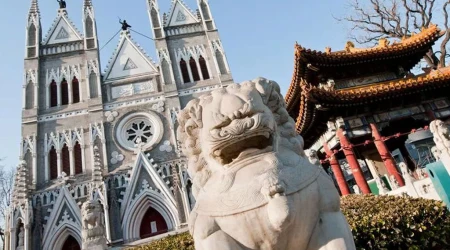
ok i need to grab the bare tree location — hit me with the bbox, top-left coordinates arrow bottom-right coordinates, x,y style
0,160 -> 14,249
339,0 -> 450,68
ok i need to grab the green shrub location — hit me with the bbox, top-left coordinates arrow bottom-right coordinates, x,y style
342,194 -> 450,249
129,232 -> 194,250
130,195 -> 450,249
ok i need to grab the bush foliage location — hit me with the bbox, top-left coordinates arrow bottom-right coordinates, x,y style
341,195 -> 450,249
130,195 -> 450,250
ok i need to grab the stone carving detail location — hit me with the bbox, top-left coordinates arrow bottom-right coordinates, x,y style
306,149 -> 320,166
431,146 -> 442,161
152,101 -> 165,113
176,11 -> 187,22
177,78 -> 355,249
81,200 -> 107,249
430,119 -> 450,156
110,151 -> 124,165
318,79 -> 335,91
375,176 -> 389,195
17,227 -> 24,250
134,81 -> 154,94
390,175 -> 399,189
123,58 -> 138,70
111,84 -> 133,99
399,162 -> 413,184
58,210 -> 74,226
25,69 -> 38,85
111,81 -> 155,99
105,111 -> 119,122
55,27 -> 69,40
416,168 -> 428,179
159,140 -> 173,152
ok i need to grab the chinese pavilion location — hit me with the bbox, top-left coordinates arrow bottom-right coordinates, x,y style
286,25 -> 450,195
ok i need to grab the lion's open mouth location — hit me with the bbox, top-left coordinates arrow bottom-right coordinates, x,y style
212,131 -> 273,165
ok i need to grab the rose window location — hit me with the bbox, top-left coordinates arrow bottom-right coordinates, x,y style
116,112 -> 163,151
126,120 -> 154,144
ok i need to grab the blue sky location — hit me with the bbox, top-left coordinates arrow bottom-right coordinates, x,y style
0,0 -> 350,169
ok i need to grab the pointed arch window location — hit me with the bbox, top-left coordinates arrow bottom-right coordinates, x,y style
49,146 -> 58,180
61,78 -> 69,105
72,77 -> 80,104
24,151 -> 33,185
85,17 -> 94,38
50,80 -> 58,107
140,207 -> 168,239
199,56 -> 210,80
189,57 -> 200,81
62,144 -> 70,175
74,142 -> 83,175
151,8 -> 161,28
215,50 -> 228,75
28,24 -> 37,46
180,59 -> 190,83
200,2 -> 211,20
61,235 -> 81,250
89,72 -> 98,98
25,81 -> 35,109
161,59 -> 172,85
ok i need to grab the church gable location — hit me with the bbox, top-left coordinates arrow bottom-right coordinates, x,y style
42,186 -> 81,245
166,0 -> 199,27
104,33 -> 158,82
44,12 -> 83,45
120,153 -> 176,218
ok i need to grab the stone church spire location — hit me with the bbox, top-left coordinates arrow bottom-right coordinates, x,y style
147,0 -> 164,39
12,161 -> 30,206
83,0 -> 98,49
29,0 -> 39,14
92,146 -> 103,183
26,0 -> 41,58
84,0 -> 93,7
197,0 -> 216,31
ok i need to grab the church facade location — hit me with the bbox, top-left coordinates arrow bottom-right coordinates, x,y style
4,0 -> 233,249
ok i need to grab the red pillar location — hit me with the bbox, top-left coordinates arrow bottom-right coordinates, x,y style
336,128 -> 371,194
370,123 -> 405,187
323,142 -> 351,195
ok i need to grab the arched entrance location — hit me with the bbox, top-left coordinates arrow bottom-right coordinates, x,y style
139,207 -> 168,239
61,235 -> 80,250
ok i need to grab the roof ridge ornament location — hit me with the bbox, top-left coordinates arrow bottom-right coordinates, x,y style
57,0 -> 67,9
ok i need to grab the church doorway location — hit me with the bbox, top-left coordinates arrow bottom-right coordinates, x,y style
61,235 -> 80,250
139,207 -> 168,239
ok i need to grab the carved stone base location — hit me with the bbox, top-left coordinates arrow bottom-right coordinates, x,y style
82,237 -> 107,250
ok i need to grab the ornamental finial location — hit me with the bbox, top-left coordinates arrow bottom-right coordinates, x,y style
57,0 -> 67,9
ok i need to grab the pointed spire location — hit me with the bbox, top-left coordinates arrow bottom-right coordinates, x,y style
29,0 -> 39,14
92,146 -> 103,183
84,0 -> 93,7
12,161 -> 30,206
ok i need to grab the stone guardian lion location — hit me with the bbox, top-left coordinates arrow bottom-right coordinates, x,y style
177,78 -> 356,250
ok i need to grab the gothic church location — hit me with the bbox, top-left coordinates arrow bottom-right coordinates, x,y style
5,0 -> 233,249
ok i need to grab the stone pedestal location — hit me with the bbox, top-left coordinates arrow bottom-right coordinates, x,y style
81,200 -> 108,250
